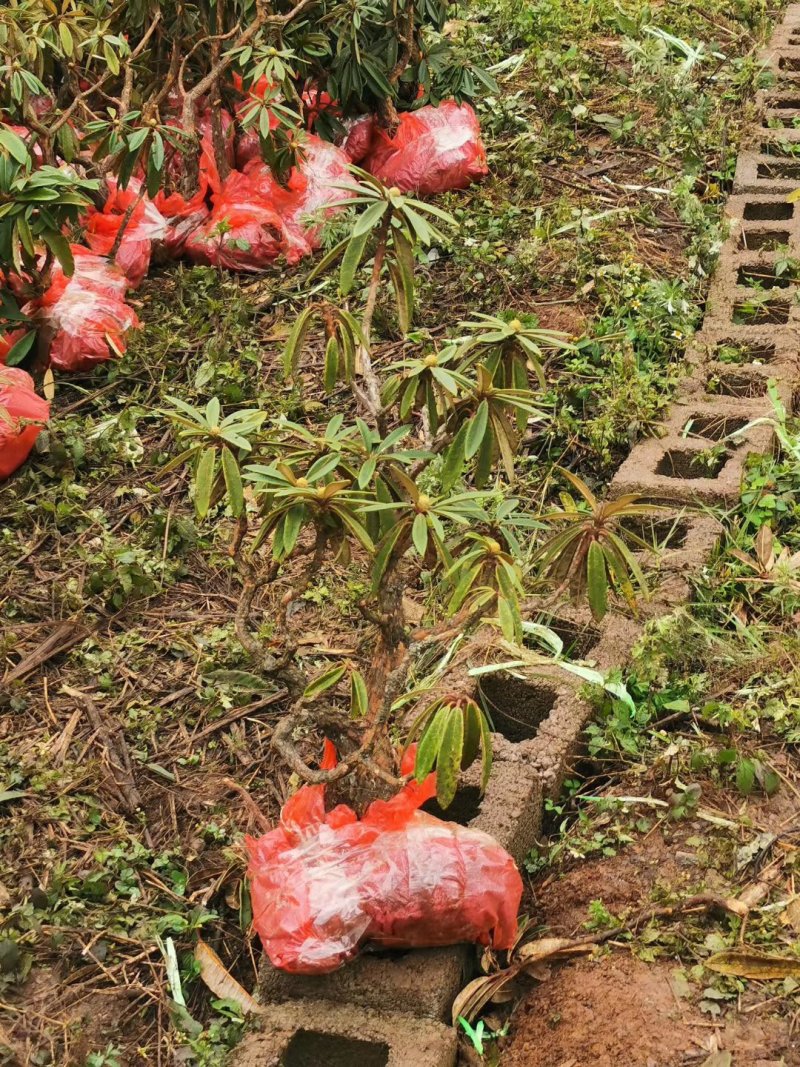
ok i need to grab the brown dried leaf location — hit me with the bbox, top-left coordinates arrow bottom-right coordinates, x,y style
195,940 -> 261,1014
706,948 -> 800,980
781,896 -> 800,933
700,1053 -> 732,1067
755,524 -> 774,571
451,971 -> 516,1025
517,936 -> 594,964
43,368 -> 55,402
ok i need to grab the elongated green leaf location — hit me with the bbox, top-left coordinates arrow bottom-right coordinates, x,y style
324,334 -> 339,394
194,447 -> 217,519
281,504 -> 305,558
448,563 -> 481,614
497,595 -> 517,642
205,670 -> 267,691
478,707 -> 493,793
283,307 -> 316,379
475,427 -> 494,488
437,706 -> 465,809
461,701 -> 481,769
5,330 -> 36,366
465,401 -> 489,459
401,203 -> 434,246
306,236 -> 349,283
411,512 -> 429,556
221,447 -> 244,517
492,411 -> 517,481
586,539 -> 608,621
387,260 -> 412,334
414,704 -> 449,781
606,531 -> 649,595
41,231 -> 74,276
351,198 -> 388,239
306,452 -> 341,482
303,664 -> 347,699
350,670 -> 369,719
339,230 -> 370,295
335,506 -> 376,553
441,421 -> 468,491
206,396 -> 221,427
16,215 -> 35,257
159,445 -> 202,474
392,226 -> 416,288
0,125 -> 29,164
372,521 -> 407,591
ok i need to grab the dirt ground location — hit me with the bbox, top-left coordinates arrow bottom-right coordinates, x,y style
497,754 -> 800,1067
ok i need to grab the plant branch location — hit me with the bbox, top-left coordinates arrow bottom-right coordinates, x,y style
49,14 -> 162,136
235,556 -> 307,696
108,181 -> 147,262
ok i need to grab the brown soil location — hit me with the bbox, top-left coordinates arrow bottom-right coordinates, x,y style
502,954 -> 793,1067
498,764 -> 800,1067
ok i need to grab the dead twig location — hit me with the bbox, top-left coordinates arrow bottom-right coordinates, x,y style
1,621 -> 89,687
60,686 -> 149,839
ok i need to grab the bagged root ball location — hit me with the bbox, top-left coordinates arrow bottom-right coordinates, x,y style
0,366 -> 49,479
83,178 -> 169,288
363,101 -> 488,196
153,186 -> 210,260
26,247 -> 139,373
187,136 -> 351,271
247,742 -> 522,974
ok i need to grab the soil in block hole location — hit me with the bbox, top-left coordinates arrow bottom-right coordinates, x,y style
423,786 -> 483,825
682,415 -> 750,440
281,1032 -> 390,1067
479,676 -> 558,742
742,201 -> 793,221
654,449 -> 729,479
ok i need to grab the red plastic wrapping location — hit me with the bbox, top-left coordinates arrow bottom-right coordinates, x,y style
84,178 -> 169,287
246,743 -> 522,974
153,186 -> 211,259
0,366 -> 49,479
342,114 -> 376,163
187,136 -> 350,271
27,247 -> 139,373
363,101 -> 488,196
186,187 -> 287,271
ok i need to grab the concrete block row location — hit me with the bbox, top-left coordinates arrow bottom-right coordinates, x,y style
736,11 -> 800,193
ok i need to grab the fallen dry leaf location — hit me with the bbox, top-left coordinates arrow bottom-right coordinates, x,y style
452,935 -> 595,1025
781,896 -> 800,933
700,1053 -> 732,1067
516,936 -> 593,964
195,940 -> 261,1014
451,971 -> 515,1026
706,948 -> 800,980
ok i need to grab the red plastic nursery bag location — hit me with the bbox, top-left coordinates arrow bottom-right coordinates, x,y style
363,100 -> 488,196
160,90 -> 236,200
153,186 -> 210,260
187,136 -> 351,271
26,247 -> 139,373
0,366 -> 49,480
83,178 -> 169,288
246,743 -> 523,974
